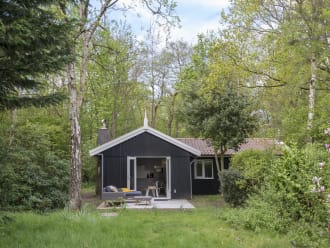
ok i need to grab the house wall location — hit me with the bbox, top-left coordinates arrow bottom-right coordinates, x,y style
101,132 -> 193,199
191,156 -> 230,195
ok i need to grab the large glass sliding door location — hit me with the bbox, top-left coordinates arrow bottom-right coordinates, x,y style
127,156 -> 171,199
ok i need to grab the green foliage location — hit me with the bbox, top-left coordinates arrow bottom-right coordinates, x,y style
0,0 -> 74,110
222,144 -> 330,246
182,83 -> 257,174
218,196 -> 290,234
217,0 -> 330,144
183,84 -> 257,149
267,144 -> 330,246
268,145 -> 329,224
220,170 -> 248,207
231,149 -> 276,194
0,123 -> 69,211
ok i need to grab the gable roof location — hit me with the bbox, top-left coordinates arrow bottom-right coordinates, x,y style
177,138 -> 280,156
89,126 -> 202,156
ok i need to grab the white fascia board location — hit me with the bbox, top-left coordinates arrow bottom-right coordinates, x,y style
89,127 -> 146,156
89,126 -> 201,157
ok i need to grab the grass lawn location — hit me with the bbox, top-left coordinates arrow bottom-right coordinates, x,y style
0,196 -> 292,248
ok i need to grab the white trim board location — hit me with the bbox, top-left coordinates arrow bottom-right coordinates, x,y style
89,126 -> 201,156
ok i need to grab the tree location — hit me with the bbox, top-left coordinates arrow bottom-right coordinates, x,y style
84,21 -> 145,138
183,86 -> 257,187
218,0 -> 330,143
163,40 -> 192,136
0,122 -> 69,211
0,0 -> 73,110
60,0 -> 178,210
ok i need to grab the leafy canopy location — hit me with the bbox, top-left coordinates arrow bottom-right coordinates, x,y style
184,86 -> 257,155
0,0 -> 74,110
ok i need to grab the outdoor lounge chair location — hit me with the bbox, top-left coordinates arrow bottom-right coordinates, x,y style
102,185 -> 142,200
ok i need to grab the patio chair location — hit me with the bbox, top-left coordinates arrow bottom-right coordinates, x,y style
145,182 -> 159,197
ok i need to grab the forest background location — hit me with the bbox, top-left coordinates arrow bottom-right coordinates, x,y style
1,0 -> 330,210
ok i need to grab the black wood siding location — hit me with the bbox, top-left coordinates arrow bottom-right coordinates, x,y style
102,132 -> 193,199
191,157 -> 230,195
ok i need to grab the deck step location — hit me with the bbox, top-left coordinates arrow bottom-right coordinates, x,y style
153,198 -> 169,201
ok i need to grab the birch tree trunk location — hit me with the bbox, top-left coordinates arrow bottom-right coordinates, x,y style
68,60 -> 82,209
307,56 -> 316,142
68,0 -> 114,210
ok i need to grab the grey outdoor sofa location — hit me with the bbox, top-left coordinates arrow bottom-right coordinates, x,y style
103,185 -> 142,200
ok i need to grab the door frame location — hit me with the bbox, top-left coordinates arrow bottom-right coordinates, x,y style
166,157 -> 171,199
127,156 -> 137,190
127,156 -> 171,199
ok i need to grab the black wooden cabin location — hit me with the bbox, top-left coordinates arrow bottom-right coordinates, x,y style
90,117 -> 278,199
89,120 -> 201,200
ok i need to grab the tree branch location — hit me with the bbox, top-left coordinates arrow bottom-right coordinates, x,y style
86,0 -> 119,43
225,51 -> 287,87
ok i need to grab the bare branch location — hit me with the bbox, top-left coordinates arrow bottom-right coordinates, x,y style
240,83 -> 286,88
225,50 -> 288,87
86,0 -> 120,43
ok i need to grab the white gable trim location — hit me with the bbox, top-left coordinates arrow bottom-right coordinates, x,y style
89,126 -> 201,156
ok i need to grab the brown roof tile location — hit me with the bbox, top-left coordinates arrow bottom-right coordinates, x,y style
176,138 -> 280,156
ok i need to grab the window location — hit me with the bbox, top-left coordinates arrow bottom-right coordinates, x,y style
194,160 -> 213,179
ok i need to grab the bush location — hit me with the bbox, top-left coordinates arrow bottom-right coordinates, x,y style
220,170 -> 248,207
0,124 -> 69,211
218,195 -> 290,233
230,149 -> 275,195
222,144 -> 330,247
268,145 -> 329,225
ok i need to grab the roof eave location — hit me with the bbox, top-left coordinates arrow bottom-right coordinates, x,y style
89,127 -> 146,156
89,126 -> 202,157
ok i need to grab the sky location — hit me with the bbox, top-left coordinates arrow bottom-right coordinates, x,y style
95,0 -> 231,45
171,0 -> 230,43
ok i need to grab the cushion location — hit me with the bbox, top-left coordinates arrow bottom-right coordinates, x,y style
121,188 -> 132,192
109,185 -> 119,192
124,191 -> 142,197
104,185 -> 119,192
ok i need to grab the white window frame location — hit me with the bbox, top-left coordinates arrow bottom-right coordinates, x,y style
194,159 -> 214,179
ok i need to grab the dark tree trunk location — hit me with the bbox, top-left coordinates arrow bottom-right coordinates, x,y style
95,158 -> 101,196
214,146 -> 226,194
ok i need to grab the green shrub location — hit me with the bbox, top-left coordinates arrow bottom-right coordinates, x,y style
230,149 -> 275,195
0,124 -> 69,211
268,145 -> 329,224
218,195 -> 290,233
220,170 -> 248,206
222,144 -> 330,247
